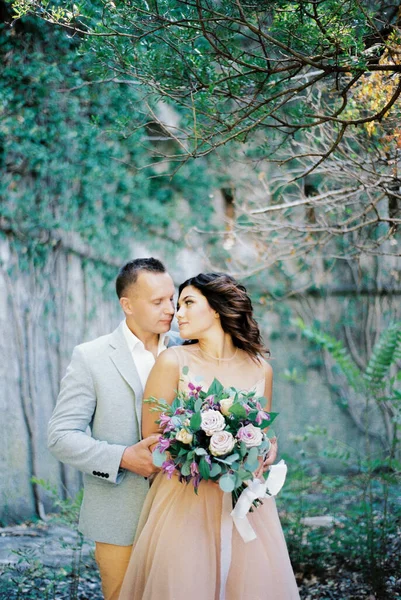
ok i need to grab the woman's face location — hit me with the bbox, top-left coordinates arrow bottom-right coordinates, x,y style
176,285 -> 219,339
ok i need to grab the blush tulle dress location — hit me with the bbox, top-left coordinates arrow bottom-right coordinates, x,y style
119,345 -> 300,600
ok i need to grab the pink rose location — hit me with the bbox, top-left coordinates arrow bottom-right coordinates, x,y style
200,409 -> 226,436
209,431 -> 236,456
237,423 -> 263,448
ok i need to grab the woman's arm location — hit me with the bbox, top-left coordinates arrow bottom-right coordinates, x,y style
263,359 -> 273,412
142,348 -> 180,438
256,359 -> 277,475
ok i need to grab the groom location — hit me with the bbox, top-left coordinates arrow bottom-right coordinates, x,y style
48,257 -> 180,600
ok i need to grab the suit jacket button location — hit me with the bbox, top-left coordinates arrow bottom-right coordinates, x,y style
105,473 -> 109,478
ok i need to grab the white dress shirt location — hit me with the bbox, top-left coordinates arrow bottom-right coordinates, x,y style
122,320 -> 168,390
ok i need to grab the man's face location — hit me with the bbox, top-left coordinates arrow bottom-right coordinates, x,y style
120,271 -> 175,336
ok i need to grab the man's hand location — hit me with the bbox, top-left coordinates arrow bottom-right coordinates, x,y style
120,434 -> 161,477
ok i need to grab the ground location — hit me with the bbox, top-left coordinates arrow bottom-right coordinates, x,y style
0,520 -> 400,599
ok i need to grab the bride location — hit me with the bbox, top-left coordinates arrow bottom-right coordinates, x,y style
119,273 -> 299,599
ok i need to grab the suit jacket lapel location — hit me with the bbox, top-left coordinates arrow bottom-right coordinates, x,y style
109,322 -> 143,433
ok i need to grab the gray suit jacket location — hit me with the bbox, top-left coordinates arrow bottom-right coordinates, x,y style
48,322 -> 181,546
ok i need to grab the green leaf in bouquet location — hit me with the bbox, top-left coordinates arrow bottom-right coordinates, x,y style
225,386 -> 238,397
257,396 -> 267,408
171,416 -> 183,428
219,473 -> 236,493
181,461 -> 192,476
239,441 -> 247,457
224,453 -> 240,464
235,472 -> 244,488
195,447 -> 208,456
209,463 -> 222,478
190,411 -> 202,430
171,396 -> 182,412
265,412 -> 279,426
237,467 -> 251,481
244,446 -> 259,472
205,378 -> 224,396
182,366 -> 189,376
258,439 -> 270,454
194,397 -> 203,412
199,457 -> 211,480
229,403 -> 248,419
153,449 -> 167,467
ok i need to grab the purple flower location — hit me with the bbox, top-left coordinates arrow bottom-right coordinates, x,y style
205,455 -> 212,465
192,474 -> 201,490
161,460 -> 176,479
205,395 -> 216,406
190,461 -> 199,477
255,401 -> 270,425
159,413 -> 175,432
174,407 -> 186,415
243,403 -> 252,415
256,410 -> 270,425
157,437 -> 171,452
188,382 -> 203,398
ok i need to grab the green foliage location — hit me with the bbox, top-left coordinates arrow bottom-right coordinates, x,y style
280,463 -> 401,598
364,322 -> 401,389
294,317 -> 363,390
290,319 -> 401,598
0,16 -> 216,272
296,318 -> 401,399
31,478 -> 83,526
11,0 -> 397,157
0,480 -> 95,600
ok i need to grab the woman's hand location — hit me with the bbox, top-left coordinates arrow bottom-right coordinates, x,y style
253,437 -> 278,480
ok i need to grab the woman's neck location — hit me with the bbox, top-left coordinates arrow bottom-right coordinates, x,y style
198,333 -> 236,360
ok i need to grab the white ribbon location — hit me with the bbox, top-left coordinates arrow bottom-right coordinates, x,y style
219,460 -> 287,599
231,460 -> 288,543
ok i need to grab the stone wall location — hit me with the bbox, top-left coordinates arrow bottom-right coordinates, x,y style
1,232 -> 399,523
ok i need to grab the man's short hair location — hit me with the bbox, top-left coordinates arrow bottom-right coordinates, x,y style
116,258 -> 166,298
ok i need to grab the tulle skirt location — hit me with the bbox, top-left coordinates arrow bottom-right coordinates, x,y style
119,472 -> 299,600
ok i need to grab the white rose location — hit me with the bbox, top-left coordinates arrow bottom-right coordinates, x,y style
200,409 -> 226,436
209,431 -> 236,456
176,429 -> 193,444
237,423 -> 264,448
220,396 -> 234,416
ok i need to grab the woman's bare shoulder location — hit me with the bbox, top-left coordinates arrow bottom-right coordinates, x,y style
258,356 -> 273,377
155,347 -> 180,367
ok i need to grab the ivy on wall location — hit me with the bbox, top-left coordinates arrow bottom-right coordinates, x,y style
0,15 -> 216,274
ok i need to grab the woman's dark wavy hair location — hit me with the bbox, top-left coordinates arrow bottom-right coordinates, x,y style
178,273 -> 269,359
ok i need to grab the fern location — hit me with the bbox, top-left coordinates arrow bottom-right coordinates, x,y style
294,317 -> 362,390
363,322 -> 401,390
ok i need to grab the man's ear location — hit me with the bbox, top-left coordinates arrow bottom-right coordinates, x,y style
119,297 -> 131,315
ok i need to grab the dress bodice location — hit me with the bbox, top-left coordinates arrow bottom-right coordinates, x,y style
170,344 -> 266,397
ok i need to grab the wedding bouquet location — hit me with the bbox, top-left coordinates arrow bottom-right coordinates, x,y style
146,368 -> 278,508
